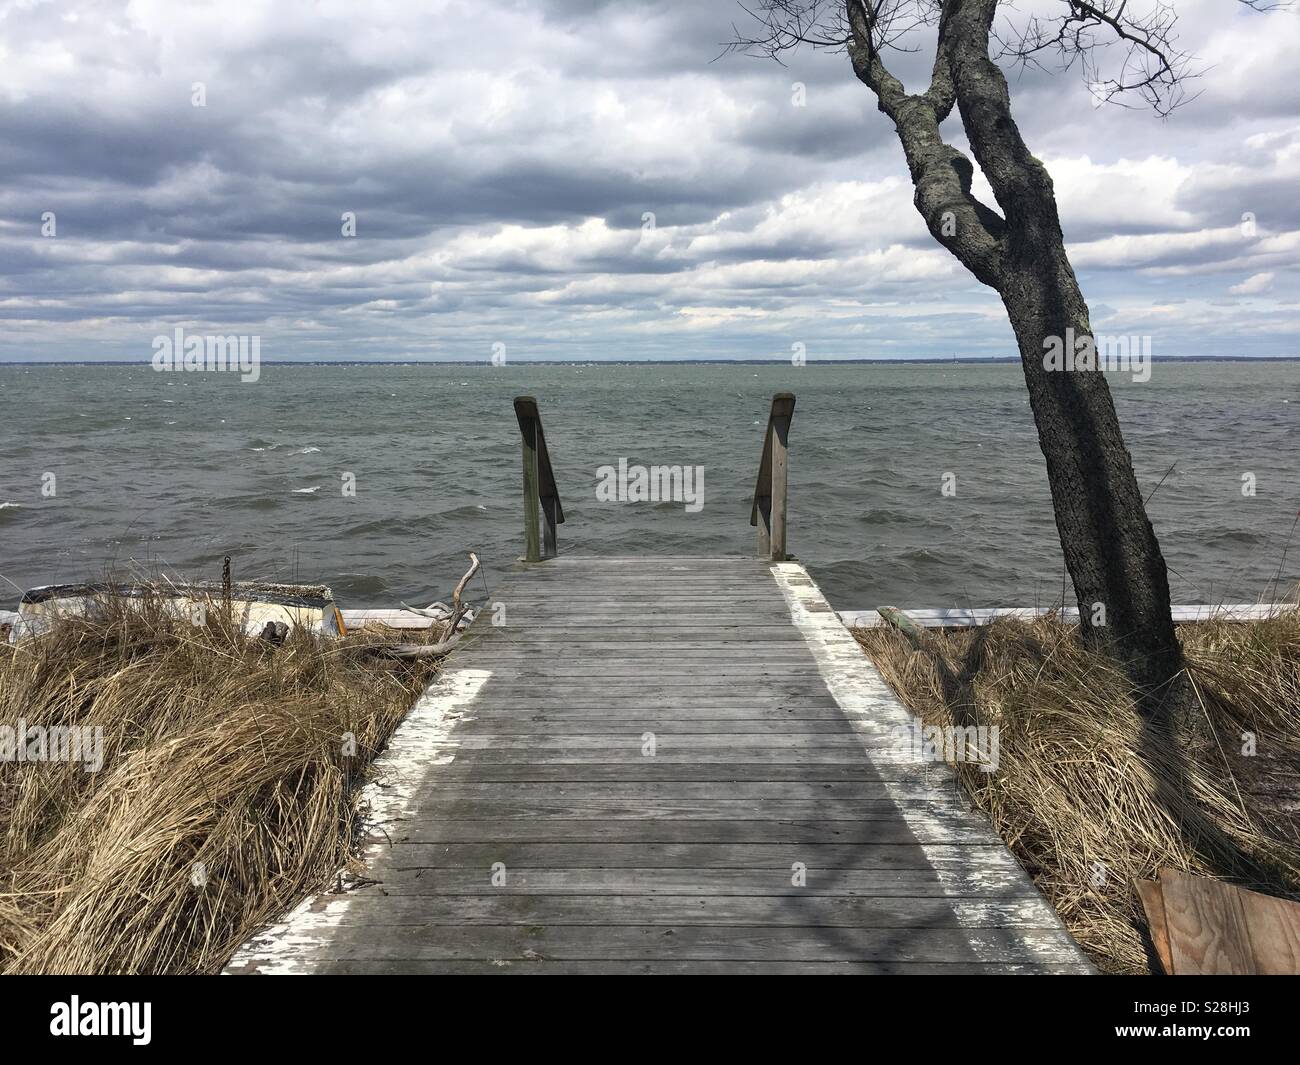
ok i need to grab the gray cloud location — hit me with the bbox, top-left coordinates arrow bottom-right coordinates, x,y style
0,0 -> 1296,363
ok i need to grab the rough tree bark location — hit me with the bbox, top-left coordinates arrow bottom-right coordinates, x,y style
841,0 -> 1181,704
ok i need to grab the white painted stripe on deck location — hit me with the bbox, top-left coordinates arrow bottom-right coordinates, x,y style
770,562 -> 1093,972
223,668 -> 491,974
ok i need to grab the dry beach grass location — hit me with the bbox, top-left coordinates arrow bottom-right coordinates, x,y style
0,595 -> 439,974
854,606 -> 1300,974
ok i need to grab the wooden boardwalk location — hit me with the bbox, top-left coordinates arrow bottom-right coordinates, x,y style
227,555 -> 1092,974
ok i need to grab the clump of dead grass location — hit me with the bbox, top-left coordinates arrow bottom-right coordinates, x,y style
854,607 -> 1300,974
0,594 -> 439,974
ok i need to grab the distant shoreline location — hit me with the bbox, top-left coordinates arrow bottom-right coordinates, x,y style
2,356 -> 1298,367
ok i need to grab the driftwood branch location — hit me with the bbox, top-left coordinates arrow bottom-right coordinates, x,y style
357,552 -> 483,661
443,552 -> 481,642
398,600 -> 452,620
361,637 -> 462,660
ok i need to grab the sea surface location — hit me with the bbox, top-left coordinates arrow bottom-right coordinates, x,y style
1,361 -> 1296,612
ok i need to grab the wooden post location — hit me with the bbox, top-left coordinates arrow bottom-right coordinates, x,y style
750,394 -> 795,562
541,495 -> 558,560
769,398 -> 792,562
515,396 -> 565,563
517,400 -> 541,563
877,605 -> 925,649
222,554 -> 232,619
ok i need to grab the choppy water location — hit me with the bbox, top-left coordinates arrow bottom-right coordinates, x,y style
1,361 -> 1296,611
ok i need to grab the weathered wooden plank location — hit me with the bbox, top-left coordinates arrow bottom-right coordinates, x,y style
468,643 -> 812,654
462,691 -> 849,703
473,600 -> 795,609
312,959 -> 1073,975
435,750 -> 945,764
400,798 -> 972,821
422,763 -> 923,782
449,738 -> 915,754
464,642 -> 812,654
499,589 -> 777,595
477,607 -> 795,616
487,603 -> 795,611
492,582 -> 780,591
454,720 -> 860,735
462,722 -> 856,734
461,663 -> 824,678
465,681 -> 844,695
467,648 -> 816,661
483,587 -> 778,596
400,780 -> 949,801
393,819 -> 982,845
1135,878 -> 1173,974
463,713 -> 853,724
506,560 -> 767,570
464,640 -> 812,651
461,623 -> 807,633
371,867 -> 1035,899
476,612 -> 798,622
379,842 -> 1023,870
505,561 -> 767,570
293,894 -> 1054,928
1160,869 -> 1256,975
462,663 -> 826,670
1239,884 -> 1300,975
246,924 -> 1084,964
460,697 -> 848,709
465,707 -> 853,719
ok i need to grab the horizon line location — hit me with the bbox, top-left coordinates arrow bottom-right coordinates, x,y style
2,355 -> 1297,367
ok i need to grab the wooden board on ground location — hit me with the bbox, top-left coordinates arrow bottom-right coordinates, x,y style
1135,878 -> 1174,975
1138,868 -> 1300,974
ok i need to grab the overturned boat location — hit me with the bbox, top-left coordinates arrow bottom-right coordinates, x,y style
5,581 -> 346,643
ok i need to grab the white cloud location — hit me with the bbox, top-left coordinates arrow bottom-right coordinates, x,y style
1230,271 -> 1276,295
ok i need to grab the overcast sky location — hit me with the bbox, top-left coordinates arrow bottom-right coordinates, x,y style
1,0 -> 1297,362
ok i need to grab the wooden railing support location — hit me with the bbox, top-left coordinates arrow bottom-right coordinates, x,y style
749,393 -> 795,562
513,397 -> 565,562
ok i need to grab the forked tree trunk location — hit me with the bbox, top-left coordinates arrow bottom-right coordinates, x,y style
845,0 -> 1182,705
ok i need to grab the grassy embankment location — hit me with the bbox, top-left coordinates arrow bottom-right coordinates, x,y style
855,605 -> 1300,974
0,596 -> 440,974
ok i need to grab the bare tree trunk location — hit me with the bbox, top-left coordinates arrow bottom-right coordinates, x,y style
1000,266 -> 1180,692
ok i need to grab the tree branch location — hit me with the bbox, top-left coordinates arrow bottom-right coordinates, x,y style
845,0 -> 1007,286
